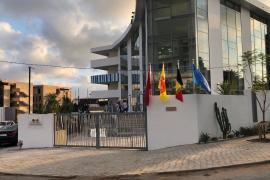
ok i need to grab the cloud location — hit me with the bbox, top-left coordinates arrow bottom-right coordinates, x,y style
0,0 -> 135,97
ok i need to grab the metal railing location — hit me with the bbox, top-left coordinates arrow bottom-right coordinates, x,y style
54,112 -> 147,149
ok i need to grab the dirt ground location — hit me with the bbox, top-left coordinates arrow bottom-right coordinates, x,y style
1,162 -> 270,180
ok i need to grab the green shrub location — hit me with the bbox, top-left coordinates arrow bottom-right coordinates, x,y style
227,134 -> 234,139
199,132 -> 210,144
239,126 -> 258,137
211,137 -> 218,142
232,130 -> 241,137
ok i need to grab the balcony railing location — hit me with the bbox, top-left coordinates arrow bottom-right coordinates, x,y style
91,73 -> 140,84
91,73 -> 120,84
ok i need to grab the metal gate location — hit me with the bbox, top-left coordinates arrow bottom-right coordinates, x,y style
54,112 -> 147,150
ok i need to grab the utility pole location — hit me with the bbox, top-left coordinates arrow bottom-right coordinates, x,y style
78,88 -> 80,104
28,66 -> 31,114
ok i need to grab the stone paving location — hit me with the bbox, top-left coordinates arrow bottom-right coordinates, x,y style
0,136 -> 270,177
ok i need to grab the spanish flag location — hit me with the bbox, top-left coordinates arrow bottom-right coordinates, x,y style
176,65 -> 184,102
158,63 -> 169,102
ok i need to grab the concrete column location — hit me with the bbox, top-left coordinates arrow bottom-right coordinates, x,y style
139,23 -> 144,110
127,38 -> 133,112
241,7 -> 252,90
145,1 -> 149,76
117,48 -> 122,100
208,0 -> 223,94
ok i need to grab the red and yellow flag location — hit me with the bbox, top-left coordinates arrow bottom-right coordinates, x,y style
158,63 -> 169,102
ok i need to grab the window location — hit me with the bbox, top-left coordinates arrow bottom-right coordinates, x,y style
221,4 -> 243,94
196,0 -> 210,88
250,17 -> 268,81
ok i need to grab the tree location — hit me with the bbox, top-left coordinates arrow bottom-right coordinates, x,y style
59,96 -> 74,113
241,50 -> 270,140
43,93 -> 60,113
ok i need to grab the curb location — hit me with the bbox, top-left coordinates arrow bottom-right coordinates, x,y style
0,172 -> 77,179
96,160 -> 270,179
1,160 -> 270,179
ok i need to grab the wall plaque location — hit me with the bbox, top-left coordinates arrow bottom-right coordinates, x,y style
166,107 -> 177,112
29,119 -> 42,126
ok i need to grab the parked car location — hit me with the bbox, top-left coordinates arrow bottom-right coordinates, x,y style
0,121 -> 18,146
0,121 -> 15,128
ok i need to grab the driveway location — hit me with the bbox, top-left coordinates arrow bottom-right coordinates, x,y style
0,136 -> 270,178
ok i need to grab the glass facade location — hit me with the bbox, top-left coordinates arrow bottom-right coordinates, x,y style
250,16 -> 268,81
196,0 -> 210,86
147,0 -> 196,95
221,2 -> 244,93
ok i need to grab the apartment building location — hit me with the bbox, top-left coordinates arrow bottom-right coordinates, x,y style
33,85 -> 72,112
0,81 -> 10,107
9,82 -> 33,114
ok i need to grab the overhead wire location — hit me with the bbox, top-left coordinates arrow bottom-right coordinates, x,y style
0,60 -> 242,72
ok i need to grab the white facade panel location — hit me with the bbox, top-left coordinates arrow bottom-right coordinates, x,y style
208,0 -> 223,94
127,38 -> 133,111
241,7 -> 253,90
91,57 -> 120,69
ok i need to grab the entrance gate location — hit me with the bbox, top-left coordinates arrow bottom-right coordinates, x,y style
54,112 -> 147,150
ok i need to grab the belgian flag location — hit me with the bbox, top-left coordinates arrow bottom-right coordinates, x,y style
176,65 -> 183,102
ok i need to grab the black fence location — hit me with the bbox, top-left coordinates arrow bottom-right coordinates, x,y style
54,112 -> 147,149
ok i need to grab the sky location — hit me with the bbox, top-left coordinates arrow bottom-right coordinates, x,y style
0,0 -> 136,98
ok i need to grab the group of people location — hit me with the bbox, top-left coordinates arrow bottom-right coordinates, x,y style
116,100 -> 128,113
105,100 -> 128,113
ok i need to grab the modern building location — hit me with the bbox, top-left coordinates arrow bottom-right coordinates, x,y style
33,85 -> 72,112
0,80 -> 33,119
91,0 -> 270,111
10,82 -> 33,114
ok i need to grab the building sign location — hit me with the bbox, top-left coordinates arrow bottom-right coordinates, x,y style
29,119 -> 42,126
166,107 -> 177,112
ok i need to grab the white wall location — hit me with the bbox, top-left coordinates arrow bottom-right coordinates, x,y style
147,94 -> 260,150
0,107 -> 4,122
18,114 -> 54,149
147,95 -> 199,150
197,95 -> 255,138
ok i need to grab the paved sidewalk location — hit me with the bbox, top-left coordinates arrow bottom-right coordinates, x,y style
0,136 -> 270,177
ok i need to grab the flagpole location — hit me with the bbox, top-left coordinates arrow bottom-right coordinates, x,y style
192,58 -> 196,94
149,63 -> 152,95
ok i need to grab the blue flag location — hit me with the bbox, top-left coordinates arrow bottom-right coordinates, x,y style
192,64 -> 211,93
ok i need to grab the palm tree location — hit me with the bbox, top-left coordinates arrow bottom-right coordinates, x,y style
43,93 -> 60,113
59,96 -> 74,113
